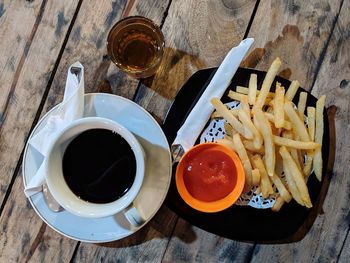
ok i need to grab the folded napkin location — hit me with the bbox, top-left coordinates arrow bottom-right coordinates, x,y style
24,62 -> 85,197
173,38 -> 254,152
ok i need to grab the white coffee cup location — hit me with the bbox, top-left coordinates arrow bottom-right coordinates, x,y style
45,117 -> 145,226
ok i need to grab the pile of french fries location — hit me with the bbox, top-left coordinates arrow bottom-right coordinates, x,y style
210,57 -> 326,211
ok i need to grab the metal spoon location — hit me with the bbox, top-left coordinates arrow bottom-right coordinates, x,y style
42,183 -> 63,212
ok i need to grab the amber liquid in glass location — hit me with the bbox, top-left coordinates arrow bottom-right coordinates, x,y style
114,25 -> 158,71
108,17 -> 164,78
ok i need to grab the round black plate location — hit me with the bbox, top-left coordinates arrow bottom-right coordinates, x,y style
162,67 -> 330,243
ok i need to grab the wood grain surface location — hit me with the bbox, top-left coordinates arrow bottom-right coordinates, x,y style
162,218 -> 254,263
0,0 -> 350,262
243,0 -> 343,90
72,0 -> 173,261
249,0 -> 350,262
0,0 -> 130,261
0,0 -> 79,207
134,0 -> 257,261
135,0 -> 257,120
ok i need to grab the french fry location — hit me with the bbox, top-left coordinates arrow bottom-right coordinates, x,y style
283,159 -> 305,206
224,122 -> 236,137
307,107 -> 316,141
284,101 -> 310,142
243,140 -> 265,155
228,91 -> 248,102
232,134 -> 252,192
255,187 -> 261,195
291,148 -> 302,172
265,112 -> 292,130
275,146 -> 284,176
274,83 -> 285,128
236,86 -> 248,94
297,92 -> 308,121
271,173 -> 292,202
280,146 -> 312,208
281,131 -> 304,172
269,120 -> 281,136
207,58 -> 325,211
303,155 -> 313,179
314,95 -> 326,181
297,149 -> 304,170
272,196 -> 285,212
254,108 -> 275,177
248,74 -> 258,105
211,108 -> 239,119
216,138 -> 236,151
285,80 -> 300,101
254,57 -> 282,109
236,85 -> 274,98
251,155 -> 274,198
238,109 -> 262,149
211,98 -> 253,139
273,135 -> 320,149
229,91 -> 273,105
240,96 -> 251,118
281,130 -> 293,139
252,168 -> 261,186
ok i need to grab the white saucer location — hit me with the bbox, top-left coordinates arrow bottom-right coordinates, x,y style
22,93 -> 172,243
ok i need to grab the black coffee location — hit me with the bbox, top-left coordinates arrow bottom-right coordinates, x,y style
62,129 -> 136,204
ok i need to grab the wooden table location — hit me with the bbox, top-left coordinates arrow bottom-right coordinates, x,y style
0,0 -> 349,262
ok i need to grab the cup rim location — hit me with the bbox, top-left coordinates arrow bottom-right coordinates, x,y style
175,143 -> 245,213
45,117 -> 145,218
106,15 -> 165,75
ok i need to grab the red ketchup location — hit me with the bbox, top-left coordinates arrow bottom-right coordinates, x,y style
183,149 -> 237,202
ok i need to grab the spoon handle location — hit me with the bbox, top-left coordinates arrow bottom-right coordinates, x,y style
42,183 -> 63,212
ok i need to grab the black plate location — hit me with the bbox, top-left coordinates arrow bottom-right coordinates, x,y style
162,67 -> 331,243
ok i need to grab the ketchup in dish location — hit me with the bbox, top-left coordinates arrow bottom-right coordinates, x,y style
183,149 -> 237,202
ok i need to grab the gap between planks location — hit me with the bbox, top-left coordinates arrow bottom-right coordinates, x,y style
67,1 -> 174,261
158,1 -> 260,261
309,0 -> 345,94
131,0 -> 173,102
247,0 -> 346,261
0,0 -> 84,218
0,0 -> 48,132
0,0 -> 49,217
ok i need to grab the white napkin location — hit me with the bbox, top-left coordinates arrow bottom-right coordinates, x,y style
173,38 -> 254,152
24,62 -> 85,197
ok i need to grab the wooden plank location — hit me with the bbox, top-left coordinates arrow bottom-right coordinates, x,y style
0,0 -> 139,262
0,0 -> 80,261
0,0 -> 173,262
135,0 -> 259,120
0,173 -> 76,262
339,231 -> 350,262
162,218 -> 254,262
0,0 -> 79,205
75,0 -> 257,261
134,0 -> 257,261
242,0 -> 343,90
251,0 -> 350,262
41,0 -> 171,112
70,1 -> 175,262
0,0 -> 80,204
0,0 -> 43,109
73,206 -> 177,263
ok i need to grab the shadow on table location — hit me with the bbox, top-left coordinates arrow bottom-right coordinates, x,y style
135,47 -> 206,100
96,205 -> 197,248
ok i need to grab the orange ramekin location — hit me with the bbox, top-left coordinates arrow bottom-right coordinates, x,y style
175,143 -> 245,213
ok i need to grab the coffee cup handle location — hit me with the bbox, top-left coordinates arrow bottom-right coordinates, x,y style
123,204 -> 145,227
